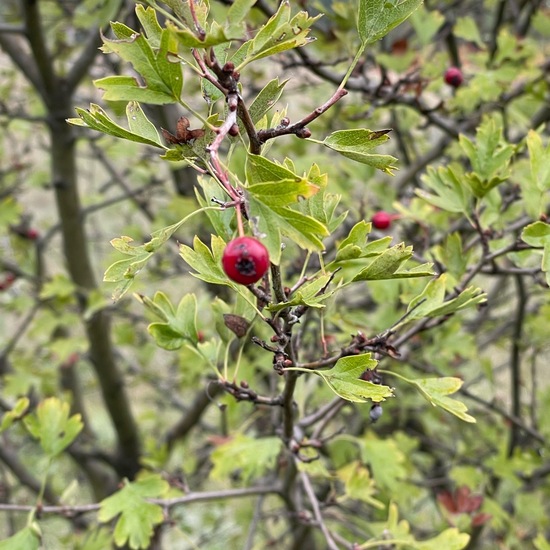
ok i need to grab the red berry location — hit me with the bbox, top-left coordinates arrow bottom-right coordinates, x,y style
444,66 -> 463,88
0,272 -> 17,291
371,211 -> 393,230
222,236 -> 269,285
26,228 -> 40,240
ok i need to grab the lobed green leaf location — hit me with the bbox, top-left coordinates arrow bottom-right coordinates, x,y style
210,435 -> 282,483
0,527 -> 40,550
459,117 -> 515,198
23,397 -> 83,458
167,20 -> 231,48
137,292 -> 199,350
98,475 -> 169,550
527,130 -> 550,192
521,221 -> 550,247
135,4 -> 162,47
400,274 -> 487,325
247,196 -> 328,265
127,101 -> 162,144
417,165 -> 471,213
179,235 -> 230,285
234,2 -> 321,70
99,12 -> 183,103
248,78 -> 288,125
322,129 -> 398,174
418,528 -> 471,550
521,222 -> 550,286
68,104 -> 165,148
384,371 -> 476,423
357,435 -> 407,492
0,397 -> 30,434
267,274 -> 337,312
338,461 -> 385,509
308,354 -> 394,403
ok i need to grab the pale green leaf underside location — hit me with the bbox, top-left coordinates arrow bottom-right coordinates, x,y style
68,104 -> 165,149
289,354 -> 393,403
384,371 -> 476,423
399,274 -> 486,327
322,129 -> 398,174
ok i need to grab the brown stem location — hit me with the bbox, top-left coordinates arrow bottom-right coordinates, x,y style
22,0 -> 56,102
281,371 -> 299,444
188,0 -> 206,41
0,485 -> 283,515
237,97 -> 262,154
299,468 -> 339,550
508,275 -> 527,456
257,88 -> 348,144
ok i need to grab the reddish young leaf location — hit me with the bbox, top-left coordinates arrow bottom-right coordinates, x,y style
471,513 -> 492,527
437,490 -> 458,514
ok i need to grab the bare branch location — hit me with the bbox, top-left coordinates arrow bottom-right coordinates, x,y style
299,468 -> 340,550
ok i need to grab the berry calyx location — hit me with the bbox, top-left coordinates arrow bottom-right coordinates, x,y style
222,236 -> 269,285
444,66 -> 463,88
371,211 -> 393,230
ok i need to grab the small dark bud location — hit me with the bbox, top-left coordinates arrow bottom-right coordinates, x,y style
222,61 -> 235,73
232,70 -> 240,81
370,403 -> 383,423
280,117 -> 290,127
240,380 -> 249,389
227,95 -> 238,112
228,124 -> 239,137
296,127 -> 312,139
282,359 -> 293,368
360,368 -> 383,385
223,313 -> 251,338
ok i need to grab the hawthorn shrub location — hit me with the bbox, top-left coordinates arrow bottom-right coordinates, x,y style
0,1 -> 550,549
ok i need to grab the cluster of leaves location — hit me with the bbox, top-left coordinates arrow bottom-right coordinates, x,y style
1,0 -> 550,549
74,1 -> 485,417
